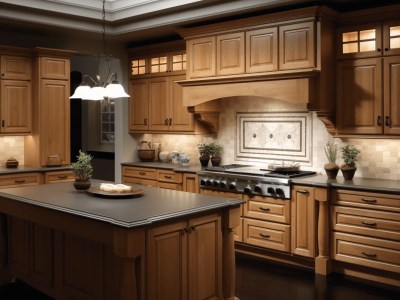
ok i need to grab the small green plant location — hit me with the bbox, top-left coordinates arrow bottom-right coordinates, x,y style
340,145 -> 360,167
208,142 -> 223,158
198,143 -> 211,157
71,150 -> 93,180
324,141 -> 338,164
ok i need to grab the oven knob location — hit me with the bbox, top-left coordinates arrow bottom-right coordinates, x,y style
213,180 -> 220,187
229,182 -> 237,190
200,178 -> 207,185
267,187 -> 276,194
244,185 -> 252,194
254,184 -> 262,193
220,180 -> 227,188
206,179 -> 213,186
276,188 -> 284,195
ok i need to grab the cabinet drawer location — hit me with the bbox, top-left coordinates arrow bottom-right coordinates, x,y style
0,173 -> 40,188
332,206 -> 400,241
157,181 -> 182,191
332,232 -> 400,273
157,169 -> 182,183
45,170 -> 75,183
244,195 -> 290,224
123,177 -> 157,187
243,218 -> 290,252
122,167 -> 157,180
332,189 -> 400,213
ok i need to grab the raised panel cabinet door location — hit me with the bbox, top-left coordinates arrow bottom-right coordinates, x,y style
279,21 -> 315,70
0,55 -> 31,80
147,221 -> 188,300
169,74 -> 194,131
384,56 -> 400,134
187,36 -> 216,78
188,214 -> 222,300
246,27 -> 278,73
149,76 -> 169,131
40,57 -> 70,80
336,58 -> 382,134
291,186 -> 316,258
0,80 -> 32,133
129,79 -> 149,131
183,173 -> 198,193
40,79 -> 70,166
217,32 -> 245,76
8,217 -> 30,278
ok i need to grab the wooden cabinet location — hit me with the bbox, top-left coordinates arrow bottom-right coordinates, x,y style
0,80 -> 32,133
0,51 -> 32,135
129,79 -> 148,131
279,21 -> 315,70
183,173 -> 198,193
122,166 -> 157,187
331,189 -> 400,275
147,213 -> 222,300
44,170 -> 75,183
337,56 -> 400,135
157,169 -> 183,191
187,36 -> 216,78
0,172 -> 40,188
217,32 -> 245,76
291,186 -> 316,258
24,48 -> 74,167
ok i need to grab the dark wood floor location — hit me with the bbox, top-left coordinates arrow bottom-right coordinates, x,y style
1,255 -> 399,299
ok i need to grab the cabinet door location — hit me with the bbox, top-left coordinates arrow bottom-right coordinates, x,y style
130,57 -> 148,78
383,21 -> 400,56
384,56 -> 400,135
169,74 -> 193,131
40,57 -> 70,80
188,214 -> 222,300
8,217 -> 30,278
1,80 -> 32,133
183,173 -> 198,193
129,79 -> 149,131
291,186 -> 316,258
279,21 -> 315,70
40,79 -> 70,166
246,27 -> 278,73
149,76 -> 169,131
147,221 -> 188,300
149,54 -> 169,77
187,36 -> 216,78
1,55 -> 31,80
170,51 -> 187,75
217,32 -> 245,76
337,58 -> 382,134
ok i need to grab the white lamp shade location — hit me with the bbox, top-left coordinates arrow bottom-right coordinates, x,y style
87,86 -> 107,100
105,81 -> 130,99
70,84 -> 92,99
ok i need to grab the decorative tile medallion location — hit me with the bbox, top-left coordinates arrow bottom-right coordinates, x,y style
236,112 -> 312,164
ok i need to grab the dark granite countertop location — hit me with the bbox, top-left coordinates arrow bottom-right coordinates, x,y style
0,180 -> 243,228
0,165 -> 73,175
121,161 -> 203,173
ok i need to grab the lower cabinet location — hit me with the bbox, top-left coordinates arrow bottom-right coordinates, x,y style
44,170 -> 75,183
0,172 -> 40,188
147,213 -> 222,300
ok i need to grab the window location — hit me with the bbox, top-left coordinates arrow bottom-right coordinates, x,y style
101,100 -> 115,143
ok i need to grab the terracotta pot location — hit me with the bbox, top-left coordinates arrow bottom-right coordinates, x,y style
340,167 -> 357,180
74,179 -> 91,191
324,163 -> 339,179
211,157 -> 221,167
199,155 -> 210,167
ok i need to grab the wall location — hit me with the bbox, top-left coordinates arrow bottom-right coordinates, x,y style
144,96 -> 400,181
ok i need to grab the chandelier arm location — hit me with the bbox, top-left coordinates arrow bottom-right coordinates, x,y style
82,74 -> 99,86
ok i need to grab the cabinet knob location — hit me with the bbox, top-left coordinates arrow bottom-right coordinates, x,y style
377,116 -> 382,126
1,120 -> 4,127
385,116 -> 391,127
169,118 -> 172,126
164,118 -> 168,126
384,48 -> 389,52
144,118 -> 147,126
377,48 -> 382,52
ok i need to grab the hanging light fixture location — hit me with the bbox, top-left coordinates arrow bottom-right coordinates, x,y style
70,0 -> 129,100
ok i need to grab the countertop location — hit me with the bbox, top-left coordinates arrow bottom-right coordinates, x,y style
0,180 -> 243,228
122,162 -> 400,194
0,165 -> 72,175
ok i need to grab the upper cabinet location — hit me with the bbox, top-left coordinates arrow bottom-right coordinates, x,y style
0,48 -> 32,135
246,27 -> 278,73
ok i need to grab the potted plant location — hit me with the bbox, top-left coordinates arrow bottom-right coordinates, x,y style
323,141 -> 339,179
71,150 -> 93,190
340,144 -> 360,180
208,142 -> 223,167
198,143 -> 211,167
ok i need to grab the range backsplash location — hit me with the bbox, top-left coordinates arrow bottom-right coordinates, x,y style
148,96 -> 400,181
0,136 -> 24,167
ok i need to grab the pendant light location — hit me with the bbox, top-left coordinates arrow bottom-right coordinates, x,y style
70,0 -> 129,100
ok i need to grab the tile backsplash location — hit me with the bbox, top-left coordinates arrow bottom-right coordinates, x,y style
143,96 -> 400,180
0,136 -> 24,167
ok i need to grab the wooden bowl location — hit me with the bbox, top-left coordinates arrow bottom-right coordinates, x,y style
138,150 -> 155,161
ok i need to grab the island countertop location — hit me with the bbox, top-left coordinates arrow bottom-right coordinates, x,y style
0,180 -> 244,228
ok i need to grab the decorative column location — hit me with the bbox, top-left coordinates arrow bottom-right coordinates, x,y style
314,188 -> 330,275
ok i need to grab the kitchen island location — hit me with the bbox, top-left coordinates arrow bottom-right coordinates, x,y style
0,180 -> 243,300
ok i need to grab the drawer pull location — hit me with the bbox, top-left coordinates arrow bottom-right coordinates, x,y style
361,198 -> 377,204
139,172 -> 146,176
362,251 -> 377,258
15,179 -> 26,184
58,175 -> 68,179
259,233 -> 270,239
164,175 -> 172,179
259,207 -> 270,212
361,221 -> 377,226
297,189 -> 309,195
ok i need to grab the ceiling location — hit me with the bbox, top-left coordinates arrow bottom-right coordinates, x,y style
0,0 -> 398,46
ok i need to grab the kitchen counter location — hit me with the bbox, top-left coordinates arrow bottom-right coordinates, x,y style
0,180 -> 242,299
0,165 -> 72,175
121,161 -> 203,173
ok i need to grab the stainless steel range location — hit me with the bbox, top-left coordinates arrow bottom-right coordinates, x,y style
198,164 -> 316,199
